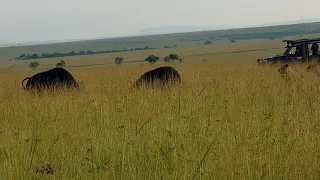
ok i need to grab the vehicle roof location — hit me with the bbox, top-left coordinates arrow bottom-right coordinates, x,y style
283,38 -> 320,44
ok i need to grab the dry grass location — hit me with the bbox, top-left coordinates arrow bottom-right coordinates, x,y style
0,56 -> 320,179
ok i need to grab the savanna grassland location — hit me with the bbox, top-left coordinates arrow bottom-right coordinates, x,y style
1,39 -> 284,72
1,39 -> 320,180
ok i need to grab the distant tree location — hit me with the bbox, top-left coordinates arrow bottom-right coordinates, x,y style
68,51 -> 76,56
86,50 -> 94,54
30,54 -> 39,59
56,60 -> 66,68
115,56 -> 124,65
168,54 -> 180,61
53,52 -> 61,57
163,54 -> 181,63
204,40 -> 213,45
164,56 -> 171,63
145,55 -> 160,64
29,61 -> 39,70
164,45 -> 170,48
41,53 -> 49,58
178,58 -> 183,63
230,39 -> 236,43
79,51 -> 86,55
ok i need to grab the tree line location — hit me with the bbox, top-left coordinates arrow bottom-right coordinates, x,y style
14,38 -> 222,61
15,46 -> 156,60
27,53 -> 182,71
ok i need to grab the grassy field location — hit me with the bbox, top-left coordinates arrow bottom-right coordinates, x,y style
0,39 -> 285,73
1,40 -> 320,179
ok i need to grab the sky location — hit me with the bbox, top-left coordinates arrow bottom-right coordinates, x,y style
0,0 -> 320,44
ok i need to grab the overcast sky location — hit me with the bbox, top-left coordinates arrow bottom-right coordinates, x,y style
0,0 -> 319,43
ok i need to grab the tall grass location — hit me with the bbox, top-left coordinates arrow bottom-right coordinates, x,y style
0,60 -> 320,179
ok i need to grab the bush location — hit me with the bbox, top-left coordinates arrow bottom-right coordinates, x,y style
115,57 -> 124,65
169,54 -> 179,61
204,40 -> 213,45
56,60 -> 66,68
29,61 -> 40,70
145,55 -> 160,64
164,56 -> 170,63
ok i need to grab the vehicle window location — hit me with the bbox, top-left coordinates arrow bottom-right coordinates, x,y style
288,47 -> 295,55
308,44 -> 313,56
310,43 -> 319,56
288,46 -> 302,57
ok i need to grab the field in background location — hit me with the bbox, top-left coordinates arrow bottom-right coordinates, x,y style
1,21 -> 320,60
1,38 -> 320,179
0,39 -> 285,73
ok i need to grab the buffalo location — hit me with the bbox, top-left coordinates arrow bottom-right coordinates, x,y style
22,68 -> 81,92
130,66 -> 181,88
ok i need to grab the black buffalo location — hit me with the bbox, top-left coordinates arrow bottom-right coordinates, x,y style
22,68 -> 80,92
131,66 -> 181,88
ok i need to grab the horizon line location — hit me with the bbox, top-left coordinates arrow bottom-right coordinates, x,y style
1,19 -> 320,48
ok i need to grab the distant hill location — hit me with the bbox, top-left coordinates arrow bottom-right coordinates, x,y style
136,18 -> 320,36
257,18 -> 320,27
136,25 -> 235,36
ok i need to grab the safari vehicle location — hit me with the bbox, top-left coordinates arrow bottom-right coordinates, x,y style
257,38 -> 320,64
